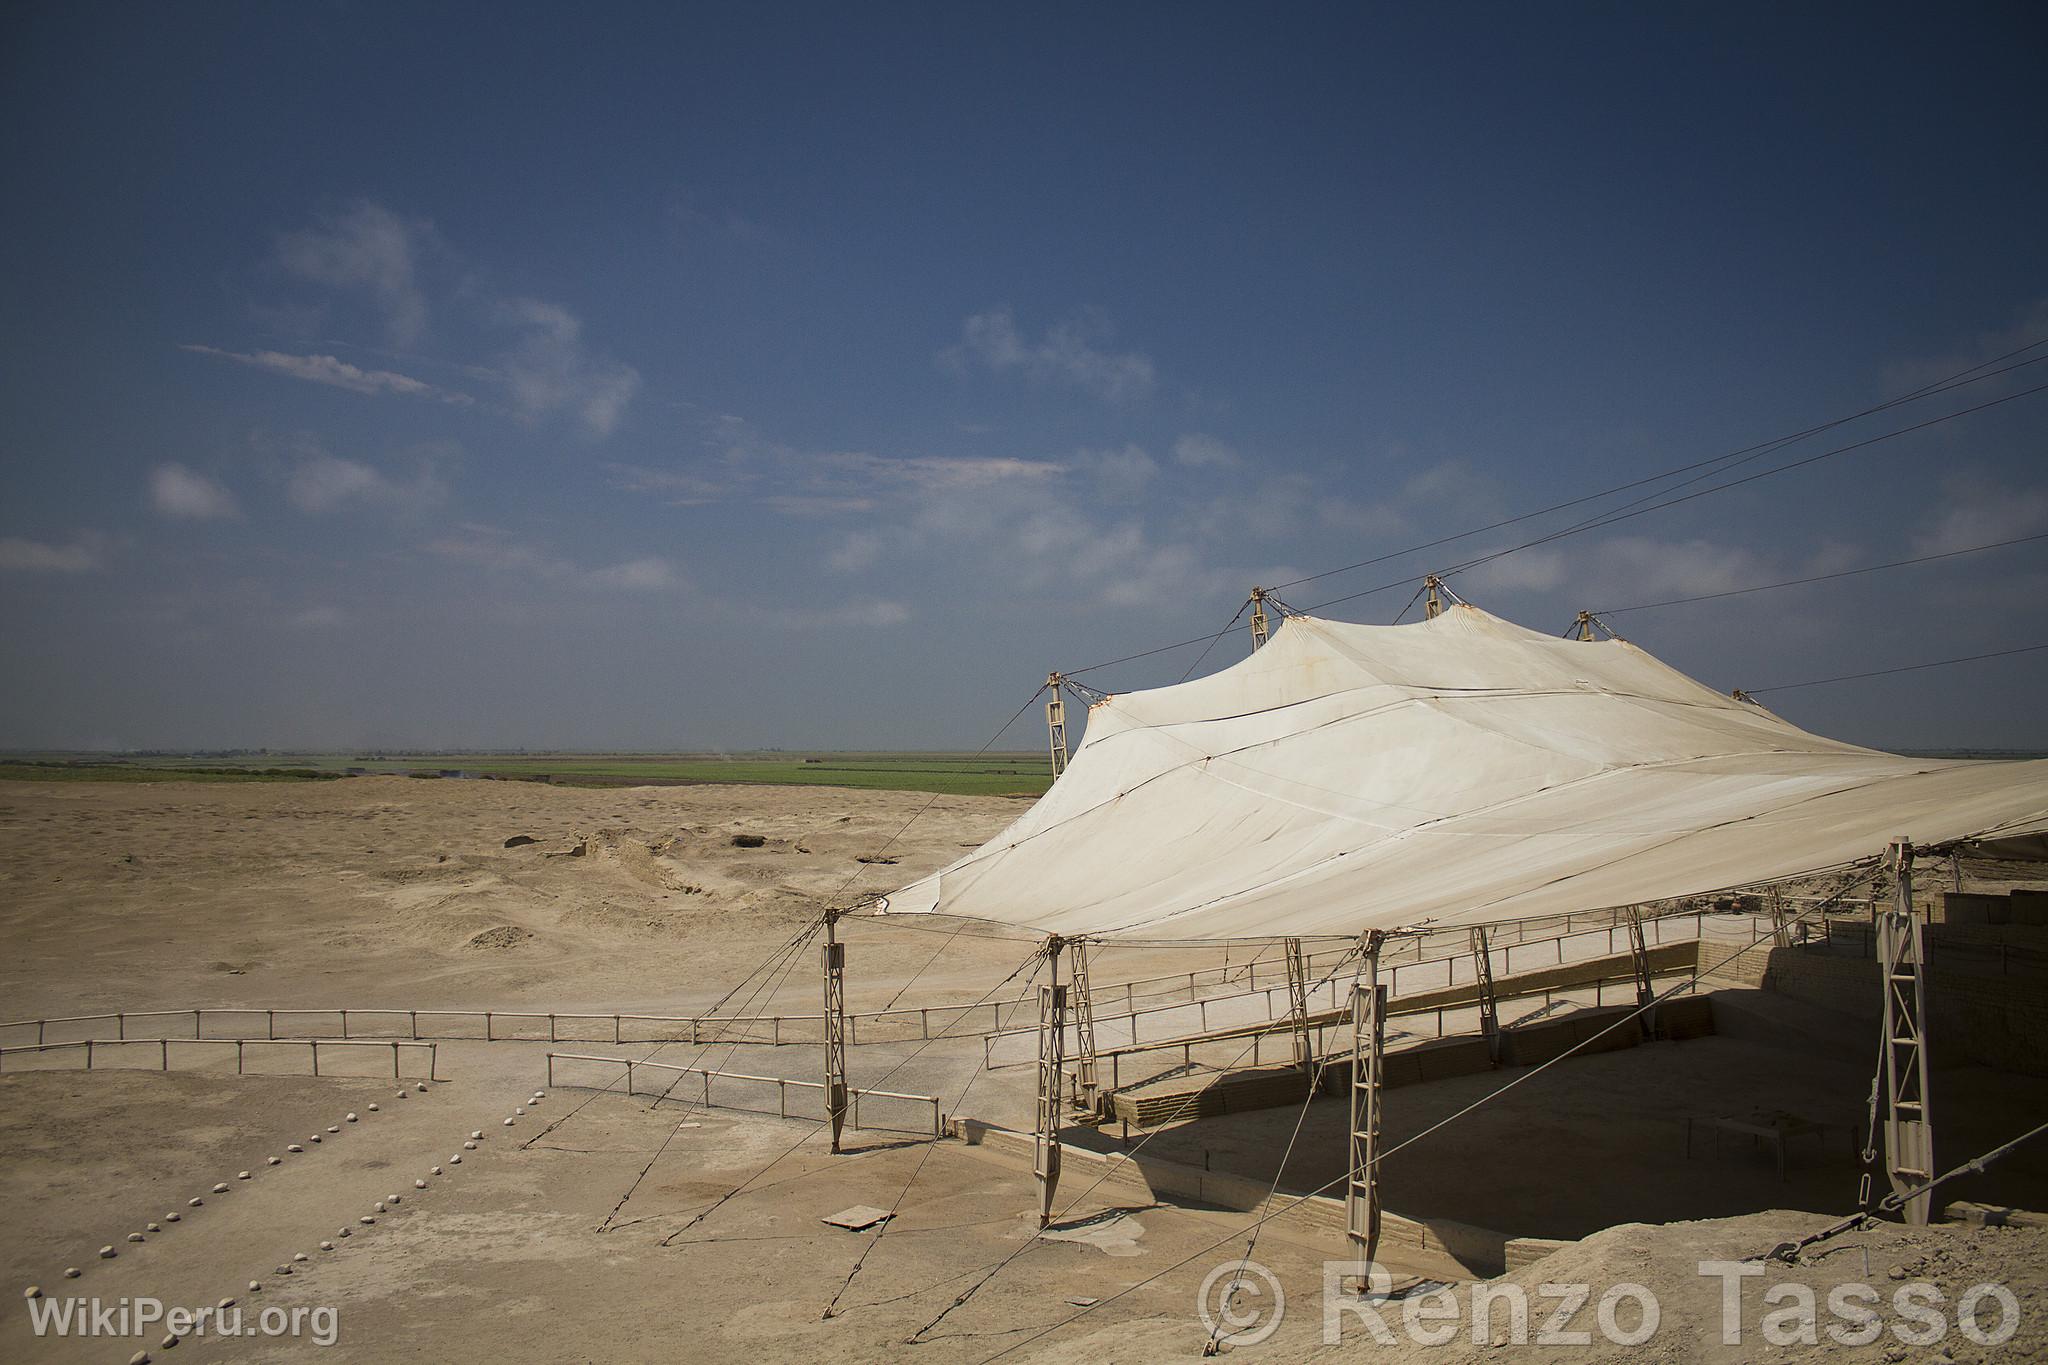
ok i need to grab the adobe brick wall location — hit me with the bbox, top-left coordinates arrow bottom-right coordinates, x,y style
1707,942 -> 2048,1078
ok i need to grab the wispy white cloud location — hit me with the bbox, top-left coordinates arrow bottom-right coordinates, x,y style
606,417 -> 1063,514
0,532 -> 109,573
284,441 -> 447,517
1070,444 -> 1158,500
259,203 -> 638,438
1465,534 -> 1766,604
1461,546 -> 1571,594
1173,433 -> 1242,469
275,201 -> 435,347
286,605 -> 348,629
941,306 -> 1155,403
149,463 -> 240,520
492,298 -> 642,437
1882,298 -> 2048,397
663,189 -> 769,248
765,598 -> 911,628
182,345 -> 472,405
1912,471 -> 2048,555
819,451 -> 1065,491
584,556 -> 684,592
1398,459 -> 1510,523
827,531 -> 882,573
763,494 -> 879,517
425,525 -> 684,594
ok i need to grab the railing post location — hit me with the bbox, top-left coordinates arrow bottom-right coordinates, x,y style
1470,926 -> 1500,1063
237,1041 -> 244,1075
87,1040 -> 94,1070
341,1009 -> 349,1040
162,1039 -> 169,1071
392,1042 -> 401,1077
193,1008 -> 202,1040
311,1041 -> 320,1076
410,1010 -> 418,1040
549,1013 -> 557,1043
627,1060 -> 636,1095
1284,938 -> 1313,1071
267,1008 -> 275,1040
117,1012 -> 125,1041
614,1014 -> 621,1045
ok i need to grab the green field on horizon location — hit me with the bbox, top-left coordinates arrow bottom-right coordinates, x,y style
0,751 -> 1057,797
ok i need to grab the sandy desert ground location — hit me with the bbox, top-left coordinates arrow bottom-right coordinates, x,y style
2,775 -> 2044,1364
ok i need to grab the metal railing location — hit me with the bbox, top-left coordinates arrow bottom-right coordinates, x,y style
0,1003 -> 1043,1050
0,1037 -> 438,1079
979,911 -> 1707,1063
1026,962 -> 1703,1091
543,1052 -> 942,1138
0,911 -> 1714,1063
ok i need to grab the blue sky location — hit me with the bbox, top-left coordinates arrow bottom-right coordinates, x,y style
2,2 -> 2044,751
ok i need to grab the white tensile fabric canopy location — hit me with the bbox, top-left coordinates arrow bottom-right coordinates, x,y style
882,605 -> 2048,941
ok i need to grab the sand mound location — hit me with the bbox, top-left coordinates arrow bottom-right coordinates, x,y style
1296,1211 -> 2048,1364
575,827 -> 690,891
467,925 -> 535,950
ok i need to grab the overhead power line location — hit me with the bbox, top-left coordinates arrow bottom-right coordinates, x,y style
1429,379 -> 2048,591
1278,375 -> 2048,620
1594,530 -> 2048,615
1267,339 -> 2048,594
1746,642 -> 2048,695
1060,332 -> 2048,679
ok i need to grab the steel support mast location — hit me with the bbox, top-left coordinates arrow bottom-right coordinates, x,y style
1878,838 -> 1935,1224
822,909 -> 849,1153
1070,937 -> 1101,1116
1347,931 -> 1387,1266
1045,673 -> 1069,780
1035,936 -> 1068,1227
